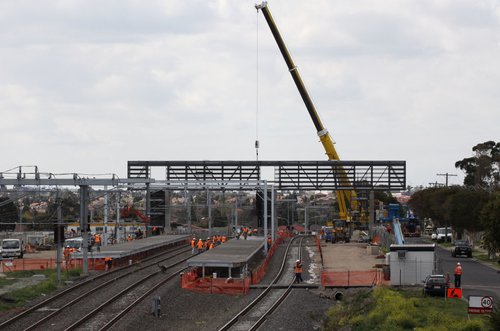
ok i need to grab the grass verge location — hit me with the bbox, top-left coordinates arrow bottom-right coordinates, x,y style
324,287 -> 492,331
0,269 -> 81,312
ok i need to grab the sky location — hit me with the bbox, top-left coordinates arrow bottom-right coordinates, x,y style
1,0 -> 499,188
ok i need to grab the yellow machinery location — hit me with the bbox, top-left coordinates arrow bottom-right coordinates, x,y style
256,2 -> 358,221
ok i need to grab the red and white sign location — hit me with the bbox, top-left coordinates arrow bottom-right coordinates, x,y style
468,296 -> 494,314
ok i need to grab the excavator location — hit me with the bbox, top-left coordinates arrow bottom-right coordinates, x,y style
256,2 -> 359,225
120,205 -> 150,223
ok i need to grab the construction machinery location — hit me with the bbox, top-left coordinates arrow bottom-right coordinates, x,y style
323,220 -> 351,243
120,205 -> 150,223
256,2 -> 358,222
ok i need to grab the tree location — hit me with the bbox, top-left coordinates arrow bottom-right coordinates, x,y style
45,190 -> 80,222
445,188 -> 488,236
455,140 -> 500,188
479,191 -> 500,257
409,187 -> 455,226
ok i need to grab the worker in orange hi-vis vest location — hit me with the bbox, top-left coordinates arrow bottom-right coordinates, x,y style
95,233 -> 101,246
63,246 -> 71,266
209,242 -> 214,250
221,236 -> 227,243
454,262 -> 463,287
294,260 -> 303,283
191,238 -> 196,254
104,257 -> 113,271
197,239 -> 204,253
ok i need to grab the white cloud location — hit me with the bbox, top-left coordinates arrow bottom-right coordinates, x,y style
0,0 -> 499,187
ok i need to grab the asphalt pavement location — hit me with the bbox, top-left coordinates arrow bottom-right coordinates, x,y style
435,245 -> 500,301
404,236 -> 500,302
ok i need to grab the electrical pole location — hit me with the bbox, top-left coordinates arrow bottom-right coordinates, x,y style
436,172 -> 457,242
437,173 -> 457,187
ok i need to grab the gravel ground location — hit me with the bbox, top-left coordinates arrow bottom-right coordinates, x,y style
1,236 -> 339,330
110,236 -> 337,331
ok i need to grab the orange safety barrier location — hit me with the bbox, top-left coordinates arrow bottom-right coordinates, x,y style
181,235 -> 286,294
181,270 -> 251,295
0,258 -> 112,272
321,270 -> 383,287
0,258 -> 84,272
315,236 -> 324,267
251,236 -> 283,284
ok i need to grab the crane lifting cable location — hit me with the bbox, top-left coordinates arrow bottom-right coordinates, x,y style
255,8 -> 260,161
255,1 -> 358,220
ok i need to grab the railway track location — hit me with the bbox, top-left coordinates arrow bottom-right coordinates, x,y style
219,236 -> 305,331
0,243 -> 192,331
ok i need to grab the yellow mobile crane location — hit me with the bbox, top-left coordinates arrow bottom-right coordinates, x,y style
256,2 -> 358,221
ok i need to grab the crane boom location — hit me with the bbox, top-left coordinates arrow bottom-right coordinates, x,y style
255,2 -> 357,220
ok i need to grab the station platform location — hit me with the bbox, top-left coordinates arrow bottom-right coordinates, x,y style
71,234 -> 190,270
187,237 -> 265,269
182,235 -> 288,295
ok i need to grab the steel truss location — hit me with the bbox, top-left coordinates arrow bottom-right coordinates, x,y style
128,160 -> 406,191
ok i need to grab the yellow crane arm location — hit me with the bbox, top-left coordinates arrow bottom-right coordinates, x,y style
255,2 -> 357,219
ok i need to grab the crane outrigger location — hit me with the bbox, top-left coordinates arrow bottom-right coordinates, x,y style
256,2 -> 358,221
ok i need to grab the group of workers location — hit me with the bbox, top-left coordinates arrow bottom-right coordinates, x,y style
235,226 -> 258,240
191,235 -> 228,254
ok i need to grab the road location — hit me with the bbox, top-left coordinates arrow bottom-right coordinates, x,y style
436,244 -> 500,301
405,237 -> 500,302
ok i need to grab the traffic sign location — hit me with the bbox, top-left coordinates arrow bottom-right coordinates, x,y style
447,287 -> 462,299
468,295 -> 494,314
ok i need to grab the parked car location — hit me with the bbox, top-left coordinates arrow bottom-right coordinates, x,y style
423,274 -> 450,296
451,240 -> 472,258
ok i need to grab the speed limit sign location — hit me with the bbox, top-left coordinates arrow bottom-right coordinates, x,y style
481,296 -> 493,308
469,296 -> 494,314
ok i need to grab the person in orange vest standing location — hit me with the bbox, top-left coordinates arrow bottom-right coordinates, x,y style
454,262 -> 463,287
64,246 -> 71,266
209,241 -> 214,250
95,233 -> 101,251
294,259 -> 303,283
197,239 -> 204,253
191,237 -> 196,254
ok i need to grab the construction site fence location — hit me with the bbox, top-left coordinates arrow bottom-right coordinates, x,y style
181,269 -> 251,295
182,232 -> 289,295
0,257 -> 128,273
0,258 -> 85,272
251,235 -> 284,284
321,269 -> 383,287
315,236 -> 324,266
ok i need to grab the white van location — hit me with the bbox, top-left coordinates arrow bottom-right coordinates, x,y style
0,239 -> 25,259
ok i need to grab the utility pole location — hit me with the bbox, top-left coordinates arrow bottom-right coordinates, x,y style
436,172 -> 457,242
437,173 -> 457,187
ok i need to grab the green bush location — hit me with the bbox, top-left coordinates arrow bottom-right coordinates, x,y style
490,303 -> 500,331
323,287 -> 491,331
0,269 -> 82,312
